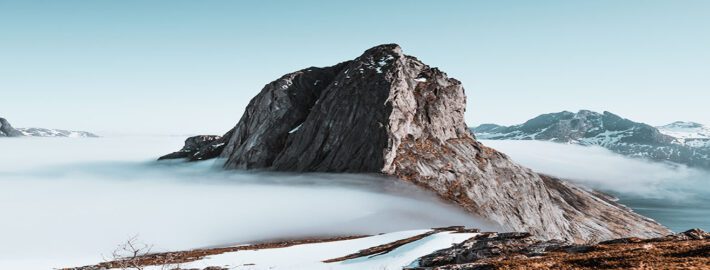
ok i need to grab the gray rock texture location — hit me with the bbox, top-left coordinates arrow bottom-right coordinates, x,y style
0,117 -> 24,137
161,44 -> 670,242
220,61 -> 351,169
159,135 -> 225,161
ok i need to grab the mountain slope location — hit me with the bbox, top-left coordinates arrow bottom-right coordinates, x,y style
473,110 -> 710,169
161,44 -> 669,242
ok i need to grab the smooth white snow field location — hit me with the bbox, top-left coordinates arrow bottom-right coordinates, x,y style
0,136 -> 494,270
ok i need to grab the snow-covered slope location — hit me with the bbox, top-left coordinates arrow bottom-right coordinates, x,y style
133,230 -> 477,270
17,127 -> 98,138
657,121 -> 710,148
473,110 -> 710,170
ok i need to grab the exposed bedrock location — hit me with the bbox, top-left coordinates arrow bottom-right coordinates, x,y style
0,117 -> 24,137
160,44 -> 670,242
410,229 -> 710,269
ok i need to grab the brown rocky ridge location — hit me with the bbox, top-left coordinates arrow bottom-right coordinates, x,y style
408,228 -> 710,270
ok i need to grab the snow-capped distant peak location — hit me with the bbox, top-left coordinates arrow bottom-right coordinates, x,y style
17,127 -> 99,138
657,121 -> 710,139
472,111 -> 710,169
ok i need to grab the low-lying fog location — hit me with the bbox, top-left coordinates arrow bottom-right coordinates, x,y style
3,137 -> 708,269
0,137 -> 493,270
482,140 -> 710,233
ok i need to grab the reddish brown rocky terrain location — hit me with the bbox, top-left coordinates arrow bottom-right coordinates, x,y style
410,229 -> 710,270
65,228 -> 709,270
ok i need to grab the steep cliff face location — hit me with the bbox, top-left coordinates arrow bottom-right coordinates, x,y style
220,62 -> 351,169
161,44 -> 670,242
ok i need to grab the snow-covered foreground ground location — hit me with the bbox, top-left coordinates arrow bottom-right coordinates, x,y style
0,137 -> 493,270
141,230 -> 477,270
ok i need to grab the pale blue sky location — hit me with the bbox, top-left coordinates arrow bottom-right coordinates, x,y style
1,0 -> 708,135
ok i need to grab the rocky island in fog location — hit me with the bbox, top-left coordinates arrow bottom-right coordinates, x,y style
160,44 -> 669,243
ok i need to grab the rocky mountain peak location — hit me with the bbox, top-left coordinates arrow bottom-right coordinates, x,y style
161,45 -> 670,242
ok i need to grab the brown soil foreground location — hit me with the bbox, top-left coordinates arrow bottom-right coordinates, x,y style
487,239 -> 710,270
432,239 -> 710,270
410,229 -> 710,270
62,235 -> 367,270
64,228 -> 710,270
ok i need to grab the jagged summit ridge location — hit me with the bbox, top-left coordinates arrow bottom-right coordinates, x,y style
161,44 -> 670,242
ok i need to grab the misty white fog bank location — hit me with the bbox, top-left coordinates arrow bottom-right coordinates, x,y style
3,137 -> 708,269
482,140 -> 710,232
0,137 -> 492,270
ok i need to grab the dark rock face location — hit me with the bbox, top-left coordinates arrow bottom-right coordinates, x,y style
414,232 -> 567,268
219,62 -> 351,169
269,46 -> 404,172
472,110 -> 710,169
0,117 -> 24,137
159,135 -> 225,161
161,44 -> 670,242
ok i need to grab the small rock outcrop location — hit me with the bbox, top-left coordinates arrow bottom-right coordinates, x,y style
0,117 -> 24,137
160,44 -> 670,242
413,232 -> 568,268
158,135 -> 226,161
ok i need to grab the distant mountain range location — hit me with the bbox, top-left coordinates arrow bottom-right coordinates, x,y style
0,117 -> 98,138
472,110 -> 710,169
